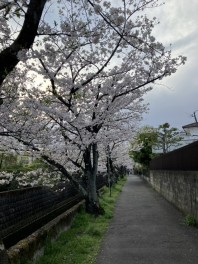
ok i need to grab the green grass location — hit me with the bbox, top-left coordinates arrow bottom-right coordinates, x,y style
26,177 -> 126,264
184,214 -> 197,227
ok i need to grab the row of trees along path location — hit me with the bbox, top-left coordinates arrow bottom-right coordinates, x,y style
0,0 -> 186,214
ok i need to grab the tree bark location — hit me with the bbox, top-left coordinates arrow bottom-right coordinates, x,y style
83,144 -> 104,215
0,153 -> 4,169
0,0 -> 47,87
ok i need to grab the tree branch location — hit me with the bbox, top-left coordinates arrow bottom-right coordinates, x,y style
0,0 -> 47,87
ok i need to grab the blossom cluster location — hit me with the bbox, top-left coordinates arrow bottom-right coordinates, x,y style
0,171 -> 14,185
0,168 -> 62,189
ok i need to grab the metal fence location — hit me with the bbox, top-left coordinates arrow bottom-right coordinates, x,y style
150,140 -> 198,171
0,174 -> 107,249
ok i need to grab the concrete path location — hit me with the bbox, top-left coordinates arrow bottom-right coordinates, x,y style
96,175 -> 198,264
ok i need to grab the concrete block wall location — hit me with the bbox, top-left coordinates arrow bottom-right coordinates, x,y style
6,201 -> 85,264
149,170 -> 198,222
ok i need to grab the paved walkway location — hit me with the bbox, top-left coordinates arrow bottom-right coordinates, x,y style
96,175 -> 198,264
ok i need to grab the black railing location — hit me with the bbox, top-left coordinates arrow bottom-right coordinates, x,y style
0,174 -> 107,249
2,194 -> 83,249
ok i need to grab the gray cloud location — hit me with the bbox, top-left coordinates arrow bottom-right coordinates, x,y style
142,0 -> 198,130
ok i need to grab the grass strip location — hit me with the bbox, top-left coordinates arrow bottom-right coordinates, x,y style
27,177 -> 126,264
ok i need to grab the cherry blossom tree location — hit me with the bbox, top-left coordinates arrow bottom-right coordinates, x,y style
0,68 -> 147,213
0,0 -> 186,214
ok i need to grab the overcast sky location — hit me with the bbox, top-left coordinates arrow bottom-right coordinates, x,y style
141,0 -> 198,130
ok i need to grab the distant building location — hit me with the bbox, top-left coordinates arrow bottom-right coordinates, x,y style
152,122 -> 198,154
182,122 -> 198,136
170,122 -> 198,151
179,122 -> 198,148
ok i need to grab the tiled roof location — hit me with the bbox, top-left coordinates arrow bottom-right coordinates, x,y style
182,122 -> 198,129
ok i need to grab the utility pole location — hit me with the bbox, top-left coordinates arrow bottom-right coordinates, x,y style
192,110 -> 198,123
107,144 -> 112,197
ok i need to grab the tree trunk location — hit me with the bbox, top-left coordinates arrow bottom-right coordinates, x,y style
162,138 -> 166,153
0,153 -> 4,169
106,145 -> 116,185
83,144 -> 104,215
11,136 -> 104,215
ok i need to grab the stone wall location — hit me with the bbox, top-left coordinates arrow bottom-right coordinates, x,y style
149,170 -> 198,222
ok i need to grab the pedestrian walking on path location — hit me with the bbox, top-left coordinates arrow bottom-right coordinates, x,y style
96,175 -> 198,264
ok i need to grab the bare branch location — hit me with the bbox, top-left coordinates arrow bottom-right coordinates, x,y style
0,0 -> 47,87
